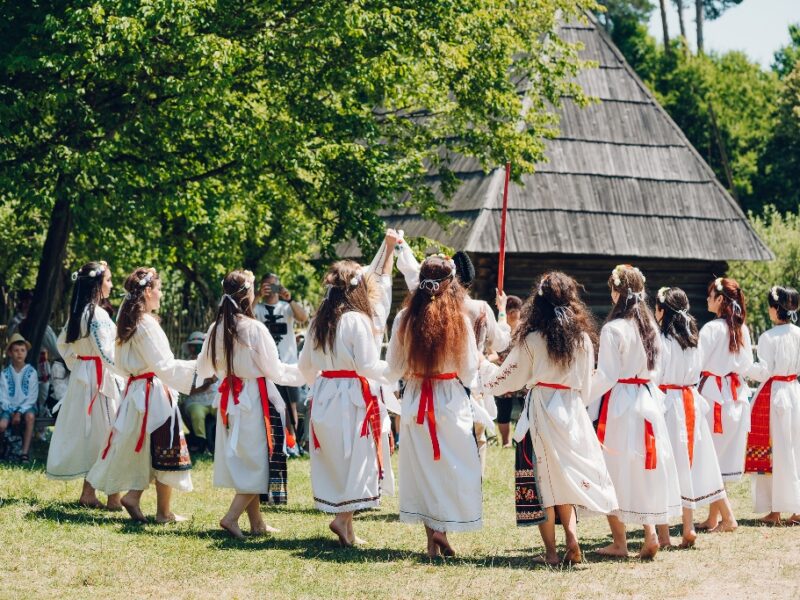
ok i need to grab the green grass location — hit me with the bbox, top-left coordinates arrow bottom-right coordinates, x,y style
2,442 -> 800,599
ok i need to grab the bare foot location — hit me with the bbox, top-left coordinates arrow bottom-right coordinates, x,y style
432,531 -> 455,557
695,519 -> 719,531
426,538 -> 441,559
250,524 -> 280,536
679,530 -> 697,548
659,540 -> 674,550
120,495 -> 147,523
532,554 -> 561,567
105,501 -> 123,512
758,513 -> 782,526
220,517 -> 245,539
563,542 -> 582,565
638,539 -> 659,561
595,543 -> 628,559
329,520 -> 352,547
351,535 -> 367,546
78,497 -> 104,509
786,514 -> 800,526
156,513 -> 187,524
709,520 -> 738,533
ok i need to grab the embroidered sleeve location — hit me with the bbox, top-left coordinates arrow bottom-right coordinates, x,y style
20,367 -> 38,411
484,341 -> 529,396
90,317 -> 116,367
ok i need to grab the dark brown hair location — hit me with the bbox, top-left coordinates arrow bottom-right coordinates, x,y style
767,285 -> 799,323
607,265 -> 659,370
309,261 -> 375,354
506,295 -> 523,312
397,256 -> 468,376
655,287 -> 698,350
514,272 -> 597,367
207,270 -> 256,376
117,268 -> 160,344
708,277 -> 746,352
66,261 -> 107,343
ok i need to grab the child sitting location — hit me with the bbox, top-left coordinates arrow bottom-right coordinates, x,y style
0,333 -> 39,463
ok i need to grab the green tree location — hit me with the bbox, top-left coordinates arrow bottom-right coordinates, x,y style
1,0 -> 596,359
728,206 -> 800,335
773,23 -> 800,79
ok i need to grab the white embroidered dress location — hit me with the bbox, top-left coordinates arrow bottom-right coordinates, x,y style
196,317 -> 302,494
47,306 -> 120,480
657,335 -> 727,508
697,319 -> 753,481
87,314 -> 195,493
386,310 -> 482,532
747,324 -> 800,513
589,319 -> 682,524
484,332 -> 617,515
299,312 -> 390,513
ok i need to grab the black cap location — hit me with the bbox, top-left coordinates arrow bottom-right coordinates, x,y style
452,251 -> 475,286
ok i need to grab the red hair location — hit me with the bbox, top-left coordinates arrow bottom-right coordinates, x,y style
397,257 -> 467,376
708,277 -> 746,352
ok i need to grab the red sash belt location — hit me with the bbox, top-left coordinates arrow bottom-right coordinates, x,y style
413,372 -> 459,461
78,355 -> 103,416
130,373 -> 156,453
536,382 -> 571,390
219,375 -> 243,428
320,370 -> 384,477
256,377 -> 275,458
745,374 -> 797,474
597,378 -> 656,470
659,384 -> 696,466
700,370 -> 742,434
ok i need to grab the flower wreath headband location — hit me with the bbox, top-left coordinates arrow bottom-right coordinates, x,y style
612,264 -> 646,302
71,260 -> 108,282
770,286 -> 798,323
713,277 -> 743,317
537,276 -> 573,324
221,270 -> 255,308
657,286 -> 692,326
418,254 -> 457,297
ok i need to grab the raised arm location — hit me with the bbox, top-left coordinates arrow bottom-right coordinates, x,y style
137,317 -> 196,395
252,321 -> 304,387
396,243 -> 420,291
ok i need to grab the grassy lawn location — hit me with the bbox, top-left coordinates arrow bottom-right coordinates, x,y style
2,441 -> 800,599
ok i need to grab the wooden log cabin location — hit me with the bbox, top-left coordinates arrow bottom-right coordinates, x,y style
341,14 -> 772,323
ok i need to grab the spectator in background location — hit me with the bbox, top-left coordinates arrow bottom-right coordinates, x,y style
181,331 -> 218,454
491,295 -> 525,447
0,333 -> 38,462
6,290 -> 33,338
253,273 -> 308,456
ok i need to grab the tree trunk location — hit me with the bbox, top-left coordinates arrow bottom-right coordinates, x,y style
695,0 -> 704,54
675,0 -> 687,40
659,0 -> 671,54
708,101 -> 738,202
20,177 -> 72,365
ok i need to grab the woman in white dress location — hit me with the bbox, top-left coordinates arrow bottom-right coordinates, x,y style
87,268 -> 195,523
385,255 -> 481,558
483,272 -> 617,566
298,261 -> 391,546
46,261 -> 122,510
653,287 -> 732,548
196,270 -> 304,539
746,285 -> 800,525
696,277 -> 752,531
590,265 -> 681,560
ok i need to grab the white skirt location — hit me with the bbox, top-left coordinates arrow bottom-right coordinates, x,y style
598,384 -> 682,524
399,378 -> 482,532
520,388 -> 617,515
310,377 -> 382,513
87,378 -> 192,495
700,374 -> 751,482
750,381 -> 800,513
46,375 -> 117,480
662,388 -> 727,508
213,378 -> 282,494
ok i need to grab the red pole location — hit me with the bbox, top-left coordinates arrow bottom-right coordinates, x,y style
497,162 -> 511,294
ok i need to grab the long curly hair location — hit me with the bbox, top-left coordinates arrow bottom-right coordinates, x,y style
606,264 -> 659,370
708,277 -> 746,352
65,261 -> 108,343
655,286 -> 698,350
397,256 -> 467,376
207,270 -> 256,376
117,267 -> 159,344
309,260 -> 376,354
514,271 -> 597,367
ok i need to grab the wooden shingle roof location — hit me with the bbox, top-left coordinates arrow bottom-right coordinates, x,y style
342,14 -> 772,262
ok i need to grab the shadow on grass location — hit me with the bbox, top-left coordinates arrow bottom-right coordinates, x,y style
26,501 -> 129,525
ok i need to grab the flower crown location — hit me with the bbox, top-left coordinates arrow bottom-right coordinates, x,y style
771,286 -> 780,302
657,286 -> 669,304
612,264 -> 645,288
71,261 -> 108,282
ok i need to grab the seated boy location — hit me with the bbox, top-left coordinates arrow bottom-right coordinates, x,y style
0,333 -> 39,463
